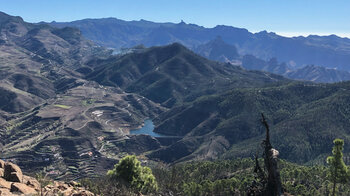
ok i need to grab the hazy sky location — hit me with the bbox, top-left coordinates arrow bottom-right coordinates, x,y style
1,0 -> 349,38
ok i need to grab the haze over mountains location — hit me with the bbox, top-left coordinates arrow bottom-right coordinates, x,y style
2,11 -> 350,182
50,18 -> 350,72
241,54 -> 350,83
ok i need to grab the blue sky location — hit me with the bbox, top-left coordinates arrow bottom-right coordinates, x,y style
1,0 -> 349,38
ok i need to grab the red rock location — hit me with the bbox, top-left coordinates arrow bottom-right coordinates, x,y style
10,182 -> 37,195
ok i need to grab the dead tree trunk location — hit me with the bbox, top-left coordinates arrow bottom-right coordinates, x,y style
261,113 -> 283,196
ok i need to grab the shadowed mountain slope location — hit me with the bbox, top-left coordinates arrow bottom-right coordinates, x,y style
148,81 -> 350,164
85,43 -> 288,108
194,36 -> 239,62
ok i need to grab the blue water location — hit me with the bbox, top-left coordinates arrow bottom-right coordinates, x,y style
130,119 -> 165,137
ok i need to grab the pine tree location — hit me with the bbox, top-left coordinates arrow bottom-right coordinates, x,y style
327,139 -> 348,196
107,155 -> 158,194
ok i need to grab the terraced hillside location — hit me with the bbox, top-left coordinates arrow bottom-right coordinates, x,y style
0,11 -> 110,114
0,12 -> 167,180
0,81 -> 165,180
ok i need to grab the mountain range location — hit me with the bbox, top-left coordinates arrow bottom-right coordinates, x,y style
242,54 -> 350,83
1,11 -> 350,181
49,18 -> 350,72
0,11 -> 287,179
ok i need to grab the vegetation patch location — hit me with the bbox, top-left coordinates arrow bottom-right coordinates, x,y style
81,99 -> 96,106
54,104 -> 72,109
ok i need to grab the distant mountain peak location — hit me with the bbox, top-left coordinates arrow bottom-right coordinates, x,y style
162,42 -> 189,52
0,11 -> 25,25
255,30 -> 278,38
194,37 -> 239,62
179,20 -> 186,25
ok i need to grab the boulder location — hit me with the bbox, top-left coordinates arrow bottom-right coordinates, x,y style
0,168 -> 3,177
4,162 -> 23,182
69,180 -> 80,187
0,160 -> 4,168
57,184 -> 68,191
10,182 -> 37,195
0,162 -> 94,196
72,190 -> 95,196
7,172 -> 22,183
0,187 -> 13,196
23,175 -> 41,191
0,177 -> 12,189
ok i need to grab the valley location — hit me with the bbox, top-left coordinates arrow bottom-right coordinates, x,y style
0,10 -> 350,189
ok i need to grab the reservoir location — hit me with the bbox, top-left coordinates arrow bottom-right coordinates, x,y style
130,119 -> 165,137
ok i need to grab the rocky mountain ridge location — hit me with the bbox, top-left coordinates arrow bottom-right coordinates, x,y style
49,17 -> 350,71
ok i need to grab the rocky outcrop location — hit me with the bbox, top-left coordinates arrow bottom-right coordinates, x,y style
4,162 -> 23,183
0,160 -> 4,178
0,160 -> 4,168
0,161 -> 95,196
43,181 -> 94,196
23,175 -> 41,191
0,177 -> 12,189
10,182 -> 37,195
0,187 -> 12,195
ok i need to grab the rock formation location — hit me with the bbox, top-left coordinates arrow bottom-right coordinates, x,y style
0,160 -> 94,195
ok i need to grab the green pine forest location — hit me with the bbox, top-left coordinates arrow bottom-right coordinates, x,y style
79,138 -> 350,196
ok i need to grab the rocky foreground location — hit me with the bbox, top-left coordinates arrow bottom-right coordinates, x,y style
0,160 -> 94,196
